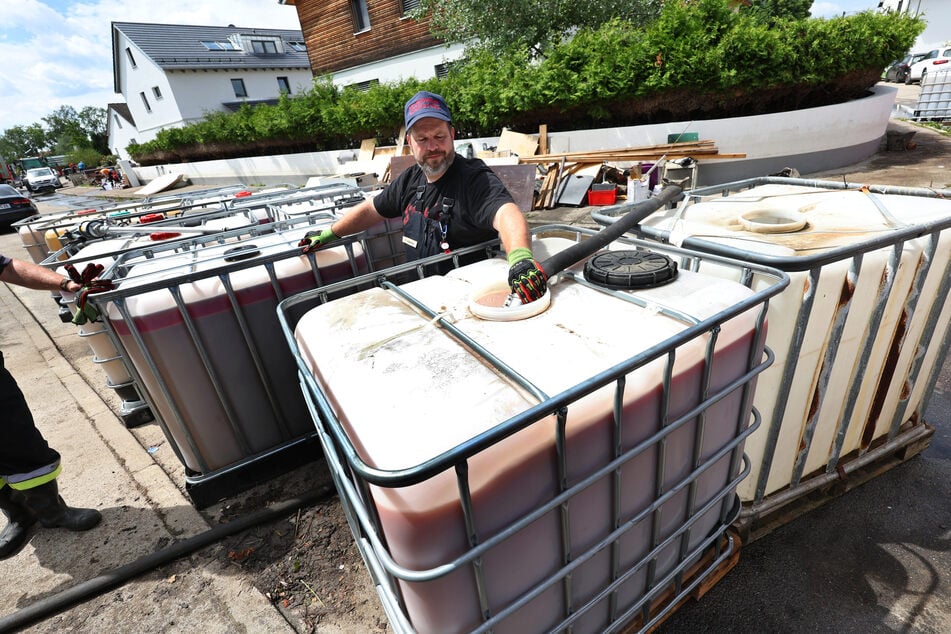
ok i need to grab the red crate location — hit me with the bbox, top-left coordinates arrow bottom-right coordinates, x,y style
587,186 -> 617,206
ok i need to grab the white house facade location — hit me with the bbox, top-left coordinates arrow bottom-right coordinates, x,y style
879,0 -> 951,50
109,22 -> 313,160
106,103 -> 138,160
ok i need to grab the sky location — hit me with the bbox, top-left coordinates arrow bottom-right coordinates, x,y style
0,0 -> 300,133
0,0 -> 880,136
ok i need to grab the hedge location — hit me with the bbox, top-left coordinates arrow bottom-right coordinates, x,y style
128,1 -> 922,164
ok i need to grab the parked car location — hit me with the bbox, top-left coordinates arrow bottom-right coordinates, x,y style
0,184 -> 38,228
906,46 -> 951,84
885,53 -> 925,83
23,166 -> 61,193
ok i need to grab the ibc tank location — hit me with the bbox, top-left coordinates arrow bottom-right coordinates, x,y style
290,239 -> 781,633
98,223 -> 373,481
602,179 -> 951,508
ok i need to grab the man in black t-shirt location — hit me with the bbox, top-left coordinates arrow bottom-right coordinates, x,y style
300,91 -> 547,304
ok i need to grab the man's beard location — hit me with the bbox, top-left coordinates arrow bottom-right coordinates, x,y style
419,150 -> 455,179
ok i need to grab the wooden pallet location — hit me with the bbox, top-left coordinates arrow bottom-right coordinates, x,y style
735,420 -> 935,543
618,529 -> 743,634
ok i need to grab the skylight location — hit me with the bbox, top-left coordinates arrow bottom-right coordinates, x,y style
201,40 -> 239,51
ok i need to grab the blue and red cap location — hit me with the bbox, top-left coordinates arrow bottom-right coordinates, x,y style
404,91 -> 452,131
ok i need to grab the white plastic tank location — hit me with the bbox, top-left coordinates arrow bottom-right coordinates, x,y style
636,182 -> 951,502
293,248 -> 766,633
103,224 -> 370,474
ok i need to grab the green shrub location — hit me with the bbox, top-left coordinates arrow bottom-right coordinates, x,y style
129,1 -> 923,163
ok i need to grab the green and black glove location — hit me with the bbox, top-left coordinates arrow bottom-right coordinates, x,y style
507,247 -> 548,304
298,227 -> 339,254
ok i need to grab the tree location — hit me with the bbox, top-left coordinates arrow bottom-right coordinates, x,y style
43,106 -> 90,154
0,124 -> 49,159
745,0 -> 813,22
415,0 -> 664,53
78,106 -> 109,155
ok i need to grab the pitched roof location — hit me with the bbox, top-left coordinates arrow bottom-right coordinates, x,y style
111,22 -> 310,72
108,102 -> 135,127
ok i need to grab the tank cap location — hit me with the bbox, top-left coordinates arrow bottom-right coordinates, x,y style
583,249 -> 678,290
224,244 -> 260,262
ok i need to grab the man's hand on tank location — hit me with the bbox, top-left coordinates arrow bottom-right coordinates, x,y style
299,227 -> 339,254
507,248 -> 548,304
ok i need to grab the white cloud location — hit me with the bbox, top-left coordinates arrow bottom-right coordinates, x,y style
0,0 -> 300,133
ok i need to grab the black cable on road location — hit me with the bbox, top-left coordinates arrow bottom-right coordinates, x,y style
0,485 -> 336,633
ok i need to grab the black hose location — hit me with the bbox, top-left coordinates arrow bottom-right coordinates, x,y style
539,185 -> 683,277
0,485 -> 335,633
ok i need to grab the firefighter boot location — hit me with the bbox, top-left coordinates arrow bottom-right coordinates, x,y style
0,484 -> 37,559
14,480 -> 101,531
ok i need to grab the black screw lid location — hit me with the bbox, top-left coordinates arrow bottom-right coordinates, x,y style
583,249 -> 678,290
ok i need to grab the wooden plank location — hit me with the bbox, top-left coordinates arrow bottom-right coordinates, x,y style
617,530 -> 743,634
538,124 -> 549,156
497,128 -> 538,159
358,138 -> 377,162
395,125 -> 407,156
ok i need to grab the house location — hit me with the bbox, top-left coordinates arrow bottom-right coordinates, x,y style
277,0 -> 466,89
109,22 -> 313,160
106,103 -> 137,161
878,0 -> 950,50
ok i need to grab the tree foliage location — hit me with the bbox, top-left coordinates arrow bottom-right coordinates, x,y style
127,3 -> 923,164
0,104 -> 107,162
414,0 -> 664,53
744,0 -> 813,23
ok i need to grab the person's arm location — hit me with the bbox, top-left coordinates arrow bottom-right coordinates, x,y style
0,257 -> 80,294
492,202 -> 532,253
491,203 -> 548,303
329,197 -> 386,238
299,197 -> 386,252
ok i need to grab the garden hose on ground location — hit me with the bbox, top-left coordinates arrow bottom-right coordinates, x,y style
0,485 -> 335,633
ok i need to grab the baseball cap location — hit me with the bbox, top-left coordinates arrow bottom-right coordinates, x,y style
404,91 -> 452,131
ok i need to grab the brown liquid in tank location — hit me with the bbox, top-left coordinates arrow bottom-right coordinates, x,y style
475,289 -> 512,307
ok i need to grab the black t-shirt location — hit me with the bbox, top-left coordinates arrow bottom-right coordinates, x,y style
373,156 -> 515,252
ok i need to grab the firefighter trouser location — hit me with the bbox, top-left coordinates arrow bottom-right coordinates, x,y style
0,351 -> 61,491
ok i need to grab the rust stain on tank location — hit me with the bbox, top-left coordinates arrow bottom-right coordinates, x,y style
838,276 -> 855,308
862,310 -> 908,449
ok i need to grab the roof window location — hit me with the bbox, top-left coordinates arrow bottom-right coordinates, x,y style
201,40 -> 239,51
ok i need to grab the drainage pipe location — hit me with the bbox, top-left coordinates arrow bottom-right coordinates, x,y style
0,485 -> 335,633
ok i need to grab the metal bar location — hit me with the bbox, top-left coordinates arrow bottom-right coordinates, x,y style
828,242 -> 902,470
379,280 -> 550,404
753,267 -> 821,502
889,234 -> 951,438
740,422 -> 934,522
168,285 -> 253,456
109,297 -> 204,472
790,254 -> 863,486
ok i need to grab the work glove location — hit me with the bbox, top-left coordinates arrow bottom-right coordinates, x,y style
507,247 -> 548,304
298,227 -> 339,254
65,263 -> 115,325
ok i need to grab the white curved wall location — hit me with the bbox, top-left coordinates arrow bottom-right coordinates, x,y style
131,85 -> 898,189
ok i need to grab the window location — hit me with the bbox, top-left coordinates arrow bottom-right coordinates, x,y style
152,86 -> 163,100
347,79 -> 379,92
140,92 -> 151,112
251,40 -> 279,55
277,77 -> 291,95
113,114 -> 123,129
401,0 -> 421,15
125,47 -> 137,68
231,78 -> 248,98
288,41 -> 307,52
434,62 -> 453,79
201,40 -> 239,51
351,0 -> 370,32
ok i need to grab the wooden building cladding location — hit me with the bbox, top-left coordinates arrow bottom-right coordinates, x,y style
290,0 -> 444,75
